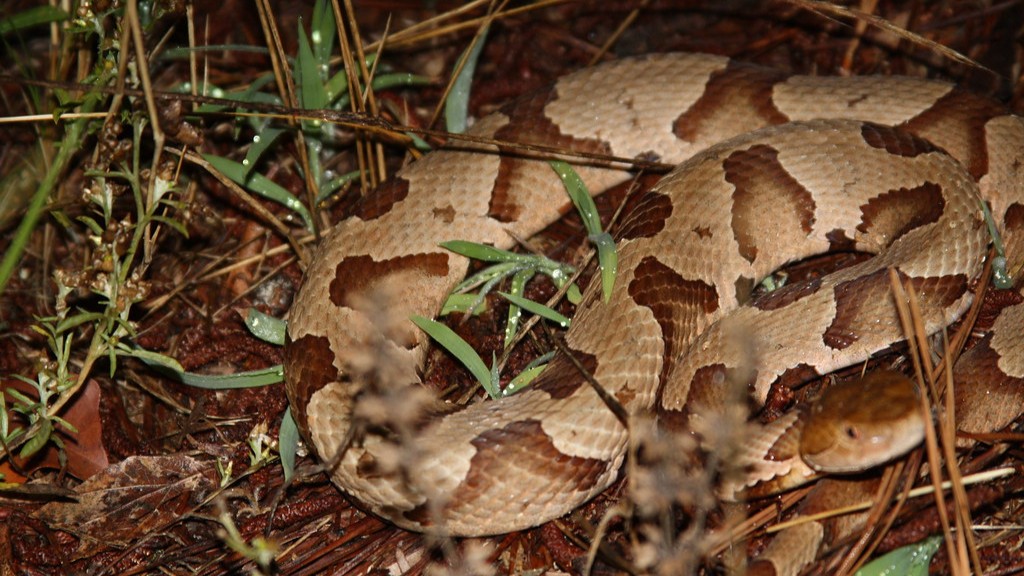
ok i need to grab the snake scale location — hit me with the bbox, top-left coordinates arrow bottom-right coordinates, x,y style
283,53 -> 1024,548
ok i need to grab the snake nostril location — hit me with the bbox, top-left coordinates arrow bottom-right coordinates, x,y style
845,426 -> 859,440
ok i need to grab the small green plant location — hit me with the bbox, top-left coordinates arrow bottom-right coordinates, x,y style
217,509 -> 279,576
1,110 -> 187,463
115,0 -> 434,486
414,161 -> 618,398
440,241 -> 578,335
197,0 -> 429,222
404,29 -> 621,399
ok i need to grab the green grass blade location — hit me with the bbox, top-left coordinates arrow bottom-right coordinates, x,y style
440,293 -> 488,316
135,347 -> 283,389
241,127 -> 285,179
592,231 -> 618,302
550,160 -> 618,301
550,160 -> 600,233
0,6 -> 68,35
123,347 -> 185,372
410,315 -> 497,398
202,154 -> 314,231
324,69 -> 351,106
980,198 -> 1012,288
855,536 -> 941,576
321,53 -> 430,125
317,169 -> 361,203
296,22 -> 327,113
159,44 -> 271,61
310,0 -> 336,68
192,74 -> 278,115
331,70 -> 432,108
0,93 -> 98,297
406,131 -> 432,152
371,72 -> 431,92
441,240 -> 531,263
445,26 -> 489,134
499,292 -> 571,328
170,365 -> 283,389
279,407 -> 299,481
501,270 -> 530,345
450,261 -> 519,295
246,308 -> 287,346
502,364 -> 546,396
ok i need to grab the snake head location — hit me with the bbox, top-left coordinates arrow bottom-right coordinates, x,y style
799,371 -> 925,473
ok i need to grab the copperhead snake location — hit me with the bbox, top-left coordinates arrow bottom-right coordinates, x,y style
283,53 -> 1024,545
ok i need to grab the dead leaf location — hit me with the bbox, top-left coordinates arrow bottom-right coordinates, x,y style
1,377 -> 109,481
32,455 -> 218,559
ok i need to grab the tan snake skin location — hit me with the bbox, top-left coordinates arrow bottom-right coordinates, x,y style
283,53 -> 1024,543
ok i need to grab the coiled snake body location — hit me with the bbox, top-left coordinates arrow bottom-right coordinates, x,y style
284,53 -> 1024,538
